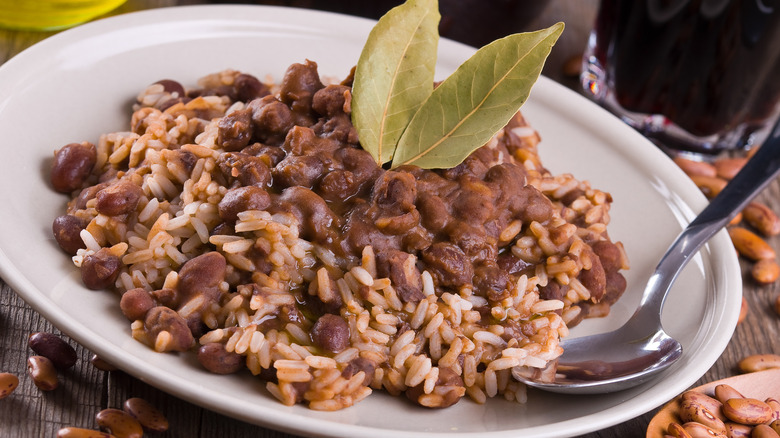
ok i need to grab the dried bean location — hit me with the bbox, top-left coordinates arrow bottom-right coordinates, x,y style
715,384 -> 745,403
723,422 -> 753,438
690,175 -> 728,198
751,259 -> 780,284
562,54 -> 582,78
90,354 -> 118,372
714,157 -> 747,180
775,294 -> 780,317
728,227 -> 776,261
681,391 -> 727,421
679,394 -> 727,434
123,397 -> 169,433
674,157 -> 717,178
743,202 -> 780,236
27,355 -> 58,391
771,420 -> 780,434
739,297 -> 749,324
753,424 -> 780,438
738,354 -> 780,373
730,211 -> 743,226
0,372 -> 19,399
28,332 -> 77,369
667,422 -> 693,438
57,428 -> 115,438
681,421 -> 727,437
767,398 -> 780,421
96,408 -> 143,438
722,398 -> 773,425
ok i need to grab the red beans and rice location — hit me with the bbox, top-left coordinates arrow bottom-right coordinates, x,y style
49,61 -> 628,410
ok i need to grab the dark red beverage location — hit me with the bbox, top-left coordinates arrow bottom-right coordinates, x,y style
585,0 -> 780,154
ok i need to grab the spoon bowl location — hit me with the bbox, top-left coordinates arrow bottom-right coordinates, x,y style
515,120 -> 780,394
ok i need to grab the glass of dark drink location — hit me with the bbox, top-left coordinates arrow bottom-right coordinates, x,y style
582,0 -> 780,156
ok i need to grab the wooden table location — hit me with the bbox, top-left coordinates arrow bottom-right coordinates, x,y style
1,1 -> 778,437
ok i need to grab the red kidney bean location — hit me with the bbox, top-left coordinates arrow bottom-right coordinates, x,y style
50,142 -> 97,193
28,332 -> 77,369
52,215 -> 87,255
197,342 -> 244,374
81,248 -> 121,290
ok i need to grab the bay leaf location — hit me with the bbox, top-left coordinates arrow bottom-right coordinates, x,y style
391,22 -> 564,169
351,0 -> 440,165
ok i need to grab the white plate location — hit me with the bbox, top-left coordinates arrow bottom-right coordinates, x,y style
0,5 -> 741,437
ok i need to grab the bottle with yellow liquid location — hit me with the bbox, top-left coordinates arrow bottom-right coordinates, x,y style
0,0 -> 128,30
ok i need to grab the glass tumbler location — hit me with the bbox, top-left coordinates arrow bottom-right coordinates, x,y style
582,0 -> 780,156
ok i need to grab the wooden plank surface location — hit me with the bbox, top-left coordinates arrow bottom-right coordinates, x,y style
1,1 -> 778,437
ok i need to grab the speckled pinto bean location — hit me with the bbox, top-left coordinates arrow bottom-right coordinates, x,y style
96,408 -> 143,438
742,202 -> 780,236
679,393 -> 727,434
50,142 -> 97,193
197,343 -> 244,374
0,372 -> 19,399
681,421 -> 726,437
666,421 -> 692,438
714,384 -> 745,403
28,332 -> 77,369
722,397 -> 774,425
737,354 -> 780,373
27,355 -> 58,391
123,397 -> 169,433
728,227 -> 776,261
724,422 -> 753,438
753,424 -> 780,438
56,427 -> 115,438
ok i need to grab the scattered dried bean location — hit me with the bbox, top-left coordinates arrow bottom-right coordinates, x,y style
738,354 -> 780,373
751,259 -> 780,284
28,332 -> 78,370
713,157 -> 747,180
96,408 -> 143,438
562,54 -> 582,78
123,397 -> 169,433
674,157 -> 717,178
743,202 -> 780,236
728,227 -> 776,261
739,297 -> 749,324
0,372 -> 19,399
775,294 -> 780,317
57,427 -> 115,438
90,354 -> 118,372
27,355 -> 58,391
690,175 -> 728,198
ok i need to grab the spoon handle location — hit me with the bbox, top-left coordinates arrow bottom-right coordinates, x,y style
638,119 -> 780,320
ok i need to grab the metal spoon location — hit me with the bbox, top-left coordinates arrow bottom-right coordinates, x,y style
513,120 -> 780,394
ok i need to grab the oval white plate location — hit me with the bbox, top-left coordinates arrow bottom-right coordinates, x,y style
0,5 -> 741,438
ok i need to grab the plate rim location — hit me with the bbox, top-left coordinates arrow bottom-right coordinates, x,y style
0,4 -> 742,437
